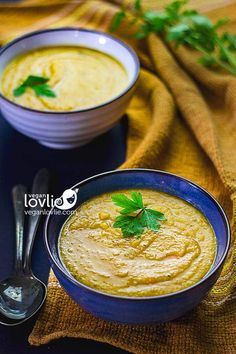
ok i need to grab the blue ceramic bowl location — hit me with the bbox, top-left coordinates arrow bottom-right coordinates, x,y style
44,169 -> 230,324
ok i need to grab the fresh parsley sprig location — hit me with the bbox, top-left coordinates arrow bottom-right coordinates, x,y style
112,191 -> 166,238
13,75 -> 56,98
111,0 -> 236,76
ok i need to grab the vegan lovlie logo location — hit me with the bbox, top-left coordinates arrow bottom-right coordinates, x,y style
24,188 -> 79,215
54,188 -> 79,210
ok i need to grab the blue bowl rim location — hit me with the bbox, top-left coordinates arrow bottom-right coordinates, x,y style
44,168 -> 231,300
0,27 -> 140,114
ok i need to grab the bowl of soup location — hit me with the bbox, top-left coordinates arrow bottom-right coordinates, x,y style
44,169 -> 230,324
0,28 -> 139,149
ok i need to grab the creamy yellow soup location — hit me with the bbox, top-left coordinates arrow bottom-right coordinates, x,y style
59,189 -> 216,297
1,46 -> 129,111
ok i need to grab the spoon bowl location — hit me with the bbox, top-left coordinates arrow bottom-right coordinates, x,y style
0,274 -> 46,324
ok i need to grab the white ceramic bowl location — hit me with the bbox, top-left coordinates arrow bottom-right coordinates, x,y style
0,28 -> 139,149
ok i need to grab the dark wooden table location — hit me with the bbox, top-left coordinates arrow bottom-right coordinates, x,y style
0,113 -> 129,354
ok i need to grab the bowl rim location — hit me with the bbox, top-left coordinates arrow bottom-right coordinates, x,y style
0,27 -> 140,115
44,168 -> 231,300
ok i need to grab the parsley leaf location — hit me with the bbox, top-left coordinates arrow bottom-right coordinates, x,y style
13,75 -> 56,98
112,191 -> 166,238
22,75 -> 49,86
110,0 -> 236,76
113,215 -> 144,237
134,0 -> 141,11
13,85 -> 26,97
33,84 -> 56,97
110,11 -> 126,32
111,191 -> 143,214
167,23 -> 190,42
140,209 -> 165,231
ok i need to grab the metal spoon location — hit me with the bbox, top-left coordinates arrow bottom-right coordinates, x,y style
0,169 -> 49,326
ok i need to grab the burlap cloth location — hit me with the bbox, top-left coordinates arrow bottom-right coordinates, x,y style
1,0 -> 236,353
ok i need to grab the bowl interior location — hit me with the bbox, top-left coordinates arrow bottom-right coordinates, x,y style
0,28 -> 139,86
45,169 -> 230,294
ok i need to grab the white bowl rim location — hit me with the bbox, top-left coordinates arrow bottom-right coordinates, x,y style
45,168 -> 231,301
0,27 -> 140,115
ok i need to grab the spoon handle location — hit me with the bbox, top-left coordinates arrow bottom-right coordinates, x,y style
24,169 -> 50,273
12,185 -> 27,274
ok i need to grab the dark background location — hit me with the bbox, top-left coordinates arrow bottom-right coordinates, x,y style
0,114 -> 130,354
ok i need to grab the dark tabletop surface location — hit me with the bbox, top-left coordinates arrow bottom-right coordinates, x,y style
0,113 -> 130,354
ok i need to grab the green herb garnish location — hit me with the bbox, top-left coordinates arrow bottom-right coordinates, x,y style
13,75 -> 56,98
112,191 -> 166,238
111,0 -> 236,76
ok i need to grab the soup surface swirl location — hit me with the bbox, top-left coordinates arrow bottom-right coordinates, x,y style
60,189 -> 216,297
1,46 -> 128,111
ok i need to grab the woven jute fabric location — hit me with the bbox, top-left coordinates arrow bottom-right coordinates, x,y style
1,1 -> 236,353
